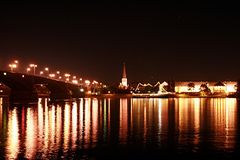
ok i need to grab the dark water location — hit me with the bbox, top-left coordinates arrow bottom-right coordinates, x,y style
1,97 -> 240,159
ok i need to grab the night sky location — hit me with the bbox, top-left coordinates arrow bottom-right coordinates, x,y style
0,1 -> 240,84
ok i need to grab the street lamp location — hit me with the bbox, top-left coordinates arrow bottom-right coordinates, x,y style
29,64 -> 37,75
9,63 -> 17,72
49,74 -> 55,78
64,73 -> 70,82
26,68 -> 31,73
8,60 -> 18,72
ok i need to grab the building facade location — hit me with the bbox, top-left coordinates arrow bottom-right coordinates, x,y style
175,81 -> 237,95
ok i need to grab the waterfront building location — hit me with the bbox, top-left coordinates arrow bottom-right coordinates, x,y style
175,81 -> 237,95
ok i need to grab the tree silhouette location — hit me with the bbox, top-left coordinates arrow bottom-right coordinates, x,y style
187,83 -> 195,91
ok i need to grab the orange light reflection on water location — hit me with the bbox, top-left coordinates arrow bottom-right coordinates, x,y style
72,101 -> 77,150
64,103 -> 70,151
2,97 -> 238,159
119,98 -> 128,143
25,107 -> 37,159
92,98 -> 98,145
6,108 -> 19,159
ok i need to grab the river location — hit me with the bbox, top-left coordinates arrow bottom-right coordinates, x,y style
0,97 -> 240,159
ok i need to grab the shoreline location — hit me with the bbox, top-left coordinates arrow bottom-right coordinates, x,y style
85,93 -> 239,98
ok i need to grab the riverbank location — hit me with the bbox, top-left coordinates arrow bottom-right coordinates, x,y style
85,93 -> 239,98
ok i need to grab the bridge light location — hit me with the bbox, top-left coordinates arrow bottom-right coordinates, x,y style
9,63 -> 17,72
64,73 -> 70,77
72,80 -> 78,84
29,64 -> 37,75
49,74 -> 55,78
26,68 -> 31,73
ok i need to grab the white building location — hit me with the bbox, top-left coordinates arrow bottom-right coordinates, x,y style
119,62 -> 128,89
175,81 -> 237,94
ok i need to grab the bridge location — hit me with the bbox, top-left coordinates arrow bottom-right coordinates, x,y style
0,70 -> 85,102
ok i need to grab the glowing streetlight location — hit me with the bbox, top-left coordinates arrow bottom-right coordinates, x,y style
9,63 -> 17,72
92,80 -> 98,84
72,80 -> 78,84
40,71 -> 44,75
64,73 -> 70,82
29,64 -> 37,75
49,74 -> 55,78
26,68 -> 31,73
8,60 -> 18,72
85,80 -> 90,86
64,73 -> 70,77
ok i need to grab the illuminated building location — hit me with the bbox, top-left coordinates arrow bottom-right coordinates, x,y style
175,81 -> 237,95
119,62 -> 128,89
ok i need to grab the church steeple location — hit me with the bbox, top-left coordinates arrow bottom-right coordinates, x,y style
121,62 -> 128,88
122,62 -> 127,78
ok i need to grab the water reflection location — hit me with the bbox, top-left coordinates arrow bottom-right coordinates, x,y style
6,108 -> 19,159
0,97 -> 239,159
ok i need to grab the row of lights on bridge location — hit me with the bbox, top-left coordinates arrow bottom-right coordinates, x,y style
8,60 -> 99,86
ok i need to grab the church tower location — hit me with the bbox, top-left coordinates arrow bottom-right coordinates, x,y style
121,62 -> 128,88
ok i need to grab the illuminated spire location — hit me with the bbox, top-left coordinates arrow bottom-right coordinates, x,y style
121,62 -> 128,88
122,62 -> 127,78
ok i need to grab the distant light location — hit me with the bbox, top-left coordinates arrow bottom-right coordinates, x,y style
14,60 -> 18,64
108,91 -> 111,94
64,73 -> 70,77
49,74 -> 55,78
45,67 -> 49,71
73,76 -> 76,79
56,71 -> 60,74
85,80 -> 90,85
9,64 -> 17,68
72,80 -> 78,84
80,88 -> 84,92
3,72 -> 7,76
92,80 -> 98,84
40,71 -> 43,75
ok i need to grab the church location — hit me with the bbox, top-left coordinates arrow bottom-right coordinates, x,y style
119,62 -> 128,89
